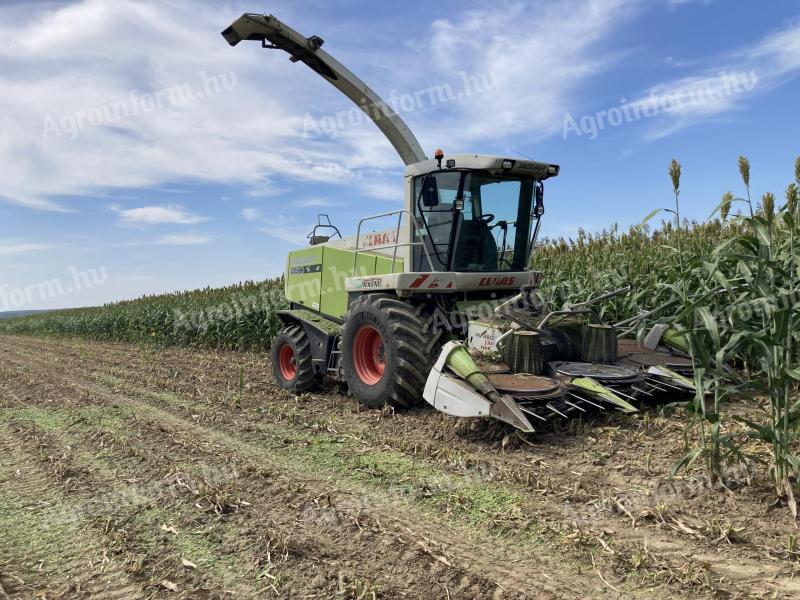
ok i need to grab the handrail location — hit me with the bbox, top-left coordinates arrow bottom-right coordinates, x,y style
352,210 -> 435,276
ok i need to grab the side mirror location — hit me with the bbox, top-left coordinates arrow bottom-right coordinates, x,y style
534,182 -> 545,216
422,177 -> 439,207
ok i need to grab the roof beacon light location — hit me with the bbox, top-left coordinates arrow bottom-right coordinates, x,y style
434,148 -> 444,169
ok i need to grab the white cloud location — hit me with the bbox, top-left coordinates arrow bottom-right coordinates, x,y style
258,214 -> 310,246
292,197 -> 344,208
424,0 -> 638,144
628,70 -> 758,140
0,0 -> 400,212
114,204 -> 205,225
664,56 -> 698,68
260,227 -> 309,246
241,208 -> 260,221
14,0 -> 789,212
745,21 -> 800,77
241,204 -> 310,245
628,21 -> 800,140
0,242 -> 55,256
155,233 -> 212,246
0,0 -> 644,212
668,0 -> 714,7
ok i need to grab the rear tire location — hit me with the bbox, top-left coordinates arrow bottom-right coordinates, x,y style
271,325 -> 319,392
341,294 -> 443,409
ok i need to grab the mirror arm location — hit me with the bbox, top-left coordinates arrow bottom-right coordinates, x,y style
528,180 -> 544,268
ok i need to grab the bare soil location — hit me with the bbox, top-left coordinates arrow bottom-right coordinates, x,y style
0,335 -> 798,599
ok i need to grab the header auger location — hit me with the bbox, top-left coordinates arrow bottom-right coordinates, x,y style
223,13 -> 696,432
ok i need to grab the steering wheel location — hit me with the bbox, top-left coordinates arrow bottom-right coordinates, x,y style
480,213 -> 495,224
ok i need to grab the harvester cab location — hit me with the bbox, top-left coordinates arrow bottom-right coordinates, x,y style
406,154 -> 557,274
223,13 -> 696,433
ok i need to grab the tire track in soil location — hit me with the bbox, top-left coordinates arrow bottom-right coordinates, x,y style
7,335 -> 607,498
2,412 -> 344,599
0,336 -> 756,598
26,335 -> 800,597
2,389 -> 501,600
1,350 -> 269,597
9,350 -> 588,596
0,423 -> 147,600
5,336 -> 603,532
18,404 -> 506,600
8,335 -> 797,598
29,356 -> 578,598
1,338 -> 588,598
2,410 -> 279,599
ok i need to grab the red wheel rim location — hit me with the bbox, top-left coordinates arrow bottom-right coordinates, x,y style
352,325 -> 385,385
278,343 -> 297,380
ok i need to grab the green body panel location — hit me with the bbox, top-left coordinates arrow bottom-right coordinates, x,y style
285,246 -> 324,312
320,248 -> 375,318
375,254 -> 402,275
285,245 -> 403,320
280,308 -> 342,334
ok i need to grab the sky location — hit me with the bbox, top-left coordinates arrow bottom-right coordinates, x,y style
1,0 -> 799,310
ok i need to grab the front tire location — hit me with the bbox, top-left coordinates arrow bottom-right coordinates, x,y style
271,325 -> 318,392
341,294 -> 443,409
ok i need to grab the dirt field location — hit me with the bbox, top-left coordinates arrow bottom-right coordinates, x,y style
0,335 -> 798,599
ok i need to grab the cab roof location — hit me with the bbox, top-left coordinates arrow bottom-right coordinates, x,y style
404,154 -> 560,180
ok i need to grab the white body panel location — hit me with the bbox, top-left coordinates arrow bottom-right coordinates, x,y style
423,341 -> 493,417
325,228 -> 401,256
405,154 -> 558,180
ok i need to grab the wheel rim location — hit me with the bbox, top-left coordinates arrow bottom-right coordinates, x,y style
278,343 -> 297,381
352,325 -> 385,385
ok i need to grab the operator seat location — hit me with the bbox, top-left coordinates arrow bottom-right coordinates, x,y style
452,217 -> 498,271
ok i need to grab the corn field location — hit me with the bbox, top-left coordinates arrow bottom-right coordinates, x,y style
536,155 -> 800,506
534,217 -> 733,326
0,278 -> 285,351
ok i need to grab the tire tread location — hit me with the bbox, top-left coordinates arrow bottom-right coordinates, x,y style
342,294 -> 444,409
272,324 -> 319,393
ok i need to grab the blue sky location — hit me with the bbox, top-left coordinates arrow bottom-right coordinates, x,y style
1,0 -> 798,310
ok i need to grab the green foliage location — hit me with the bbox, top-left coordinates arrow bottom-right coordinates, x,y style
715,191 -> 800,499
534,219 -> 731,325
0,278 -> 286,352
